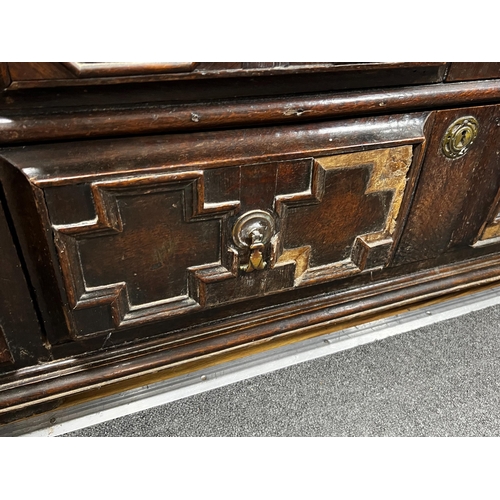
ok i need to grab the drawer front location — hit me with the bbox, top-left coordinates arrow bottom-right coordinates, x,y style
0,113 -> 428,350
3,62 -> 447,91
446,63 -> 500,82
476,199 -> 500,245
50,146 -> 413,338
394,104 -> 500,265
0,188 -> 48,371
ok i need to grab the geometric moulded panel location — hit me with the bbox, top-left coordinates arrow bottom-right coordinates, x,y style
474,198 -> 500,247
48,146 -> 413,338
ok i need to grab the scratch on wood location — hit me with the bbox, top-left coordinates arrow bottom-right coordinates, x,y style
283,108 -> 312,116
101,332 -> 112,349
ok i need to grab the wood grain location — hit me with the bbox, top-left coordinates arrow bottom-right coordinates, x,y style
8,62 -> 74,80
1,252 -> 499,421
62,62 -> 197,77
0,327 -> 13,365
394,104 -> 500,265
0,113 -> 428,348
6,62 -> 446,88
1,112 -> 429,185
0,63 -> 10,89
474,195 -> 500,245
447,63 -> 500,82
1,62 -> 500,426
0,80 -> 499,144
0,180 -> 49,370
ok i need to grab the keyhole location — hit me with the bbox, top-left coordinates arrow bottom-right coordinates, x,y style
458,129 -> 468,147
458,130 -> 467,148
453,127 -> 471,150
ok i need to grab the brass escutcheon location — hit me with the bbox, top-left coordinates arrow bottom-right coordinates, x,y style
232,210 -> 275,273
442,116 -> 479,159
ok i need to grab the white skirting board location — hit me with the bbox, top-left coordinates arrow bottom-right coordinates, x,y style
5,284 -> 500,437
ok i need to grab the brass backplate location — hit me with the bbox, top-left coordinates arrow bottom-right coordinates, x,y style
442,116 -> 479,159
232,210 -> 275,249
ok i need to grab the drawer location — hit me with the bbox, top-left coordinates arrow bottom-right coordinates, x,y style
0,112 -> 432,354
2,63 -> 447,97
0,193 -> 49,371
446,63 -> 500,82
394,104 -> 500,265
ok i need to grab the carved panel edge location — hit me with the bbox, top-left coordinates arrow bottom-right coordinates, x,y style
52,171 -> 239,337
274,146 -> 413,286
46,146 -> 414,339
0,326 -> 14,365
474,203 -> 500,247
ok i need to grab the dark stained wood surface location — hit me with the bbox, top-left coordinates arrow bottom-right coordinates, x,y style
62,62 -> 198,78
0,183 -> 49,370
8,62 -> 197,81
1,80 -> 500,144
1,252 -> 500,423
0,113 -> 428,348
7,62 -> 74,81
393,104 -> 500,265
1,62 -> 500,425
5,62 -> 447,88
0,327 -> 12,366
475,188 -> 500,245
0,64 -> 448,117
0,161 -> 72,347
3,112 -> 428,184
0,63 -> 10,90
447,63 -> 500,82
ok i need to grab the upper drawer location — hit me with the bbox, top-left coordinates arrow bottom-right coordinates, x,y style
0,63 -> 448,114
446,63 -> 500,82
2,62 -> 447,90
0,113 -> 429,352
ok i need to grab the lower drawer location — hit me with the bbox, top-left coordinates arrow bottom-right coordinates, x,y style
0,112 -> 428,354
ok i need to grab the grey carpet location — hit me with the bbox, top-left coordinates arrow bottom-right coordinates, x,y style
63,303 -> 500,437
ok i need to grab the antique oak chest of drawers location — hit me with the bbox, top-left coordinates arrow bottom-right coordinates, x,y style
1,62 -> 500,425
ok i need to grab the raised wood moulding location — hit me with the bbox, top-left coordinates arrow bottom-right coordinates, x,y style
38,146 -> 412,338
62,62 -> 198,77
0,80 -> 500,144
0,112 -> 427,349
0,327 -> 13,365
1,62 -> 500,428
473,149 -> 500,247
446,63 -> 500,82
1,253 -> 500,422
475,199 -> 500,246
4,62 -> 446,87
0,63 -> 10,88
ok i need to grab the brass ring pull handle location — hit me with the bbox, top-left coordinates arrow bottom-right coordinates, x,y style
232,210 -> 276,273
442,116 -> 479,159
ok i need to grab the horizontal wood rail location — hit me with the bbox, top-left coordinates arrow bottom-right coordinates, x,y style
1,80 -> 500,144
1,253 -> 500,424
